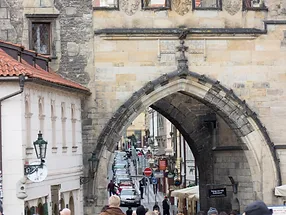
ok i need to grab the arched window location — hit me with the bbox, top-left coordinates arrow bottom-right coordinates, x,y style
37,203 -> 44,215
69,195 -> 75,215
60,198 -> 65,211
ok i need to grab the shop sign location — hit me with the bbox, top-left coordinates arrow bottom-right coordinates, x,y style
159,159 -> 167,170
208,188 -> 227,198
269,206 -> 286,215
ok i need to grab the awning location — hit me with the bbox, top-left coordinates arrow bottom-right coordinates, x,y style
275,185 -> 286,196
171,186 -> 199,200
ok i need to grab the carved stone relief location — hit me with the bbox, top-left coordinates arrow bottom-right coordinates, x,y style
172,0 -> 192,16
120,0 -> 140,16
223,0 -> 241,16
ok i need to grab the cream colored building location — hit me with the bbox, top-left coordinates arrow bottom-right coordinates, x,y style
0,41 -> 89,215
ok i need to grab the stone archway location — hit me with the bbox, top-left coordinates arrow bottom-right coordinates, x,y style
91,69 -> 281,212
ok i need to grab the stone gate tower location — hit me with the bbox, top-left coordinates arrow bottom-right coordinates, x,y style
2,0 -> 286,214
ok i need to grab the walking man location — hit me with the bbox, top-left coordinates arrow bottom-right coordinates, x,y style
107,180 -> 116,196
162,196 -> 170,215
139,179 -> 144,199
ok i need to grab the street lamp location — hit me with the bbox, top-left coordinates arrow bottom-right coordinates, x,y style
24,131 -> 48,175
80,152 -> 97,185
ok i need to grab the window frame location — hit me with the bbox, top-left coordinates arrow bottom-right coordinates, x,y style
141,0 -> 171,11
242,0 -> 268,11
192,0 -> 222,11
31,22 -> 51,55
93,0 -> 119,11
26,14 -> 58,58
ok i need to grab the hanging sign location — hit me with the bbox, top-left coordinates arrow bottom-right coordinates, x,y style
159,159 -> 167,171
208,188 -> 227,198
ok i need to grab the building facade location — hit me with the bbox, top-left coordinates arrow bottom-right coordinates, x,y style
0,42 -> 89,214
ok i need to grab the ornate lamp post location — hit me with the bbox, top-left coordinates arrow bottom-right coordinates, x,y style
24,131 -> 48,175
80,152 -> 97,185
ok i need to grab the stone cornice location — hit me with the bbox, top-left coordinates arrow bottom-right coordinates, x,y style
95,27 -> 267,37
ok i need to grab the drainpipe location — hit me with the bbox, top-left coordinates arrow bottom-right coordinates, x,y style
0,75 -> 25,203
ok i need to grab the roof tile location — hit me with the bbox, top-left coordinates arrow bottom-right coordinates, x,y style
0,48 -> 90,93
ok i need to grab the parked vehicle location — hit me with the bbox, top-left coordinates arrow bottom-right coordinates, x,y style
120,188 -> 141,206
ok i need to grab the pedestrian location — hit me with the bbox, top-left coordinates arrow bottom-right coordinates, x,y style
0,203 -> 3,215
107,180 -> 116,196
219,212 -> 228,215
60,208 -> 71,215
100,195 -> 125,215
197,212 -> 206,215
162,196 -> 170,215
207,207 -> 218,215
136,205 -> 146,215
229,210 -> 238,215
126,206 -> 133,215
139,179 -> 144,199
243,200 -> 272,215
153,202 -> 160,214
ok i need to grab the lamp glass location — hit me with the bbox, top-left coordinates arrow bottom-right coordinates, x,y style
33,131 -> 48,160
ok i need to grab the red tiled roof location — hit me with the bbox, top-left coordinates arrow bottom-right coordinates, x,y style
0,48 -> 90,93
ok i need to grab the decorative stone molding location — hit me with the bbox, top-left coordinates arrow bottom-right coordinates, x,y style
172,0 -> 192,16
62,146 -> 68,153
223,0 -> 241,16
61,117 -> 67,122
25,113 -> 33,118
119,0 -> 140,16
72,146 -> 78,152
52,147 -> 58,153
25,147 -> 34,155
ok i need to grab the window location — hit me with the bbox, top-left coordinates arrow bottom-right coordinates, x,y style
243,0 -> 267,10
142,0 -> 170,9
26,14 -> 59,58
93,0 -> 119,9
193,0 -> 222,10
31,22 -> 51,55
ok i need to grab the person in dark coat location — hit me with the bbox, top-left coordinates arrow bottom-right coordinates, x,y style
107,180 -> 116,196
126,206 -> 133,215
136,205 -> 146,215
139,179 -> 144,199
162,196 -> 170,215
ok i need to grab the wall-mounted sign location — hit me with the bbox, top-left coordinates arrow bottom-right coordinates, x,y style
208,188 -> 227,198
159,159 -> 167,171
268,206 -> 286,215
